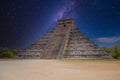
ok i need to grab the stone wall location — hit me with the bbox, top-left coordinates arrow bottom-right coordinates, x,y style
18,19 -> 112,59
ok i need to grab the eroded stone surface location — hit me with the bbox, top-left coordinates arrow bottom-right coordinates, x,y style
18,19 -> 112,59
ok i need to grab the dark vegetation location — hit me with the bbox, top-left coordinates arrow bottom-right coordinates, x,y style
0,48 -> 18,58
102,46 -> 120,59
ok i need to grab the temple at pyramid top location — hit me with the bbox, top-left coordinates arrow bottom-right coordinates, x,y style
17,19 -> 113,59
58,19 -> 76,28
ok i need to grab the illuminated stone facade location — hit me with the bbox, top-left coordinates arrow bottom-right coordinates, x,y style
18,19 -> 112,59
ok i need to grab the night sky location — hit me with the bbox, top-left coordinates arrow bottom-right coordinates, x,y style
0,0 -> 120,50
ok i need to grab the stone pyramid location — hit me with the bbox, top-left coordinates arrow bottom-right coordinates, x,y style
18,19 -> 112,59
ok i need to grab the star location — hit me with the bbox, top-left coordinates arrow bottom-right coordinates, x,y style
7,12 -> 10,16
0,0 -> 120,49
112,6 -> 116,9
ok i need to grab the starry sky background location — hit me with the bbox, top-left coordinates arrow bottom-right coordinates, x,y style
0,0 -> 120,50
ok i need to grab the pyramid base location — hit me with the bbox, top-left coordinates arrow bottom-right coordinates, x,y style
64,55 -> 113,59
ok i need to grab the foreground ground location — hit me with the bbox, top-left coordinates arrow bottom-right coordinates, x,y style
0,60 -> 120,80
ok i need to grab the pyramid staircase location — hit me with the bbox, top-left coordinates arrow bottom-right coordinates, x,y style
18,19 -> 112,59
